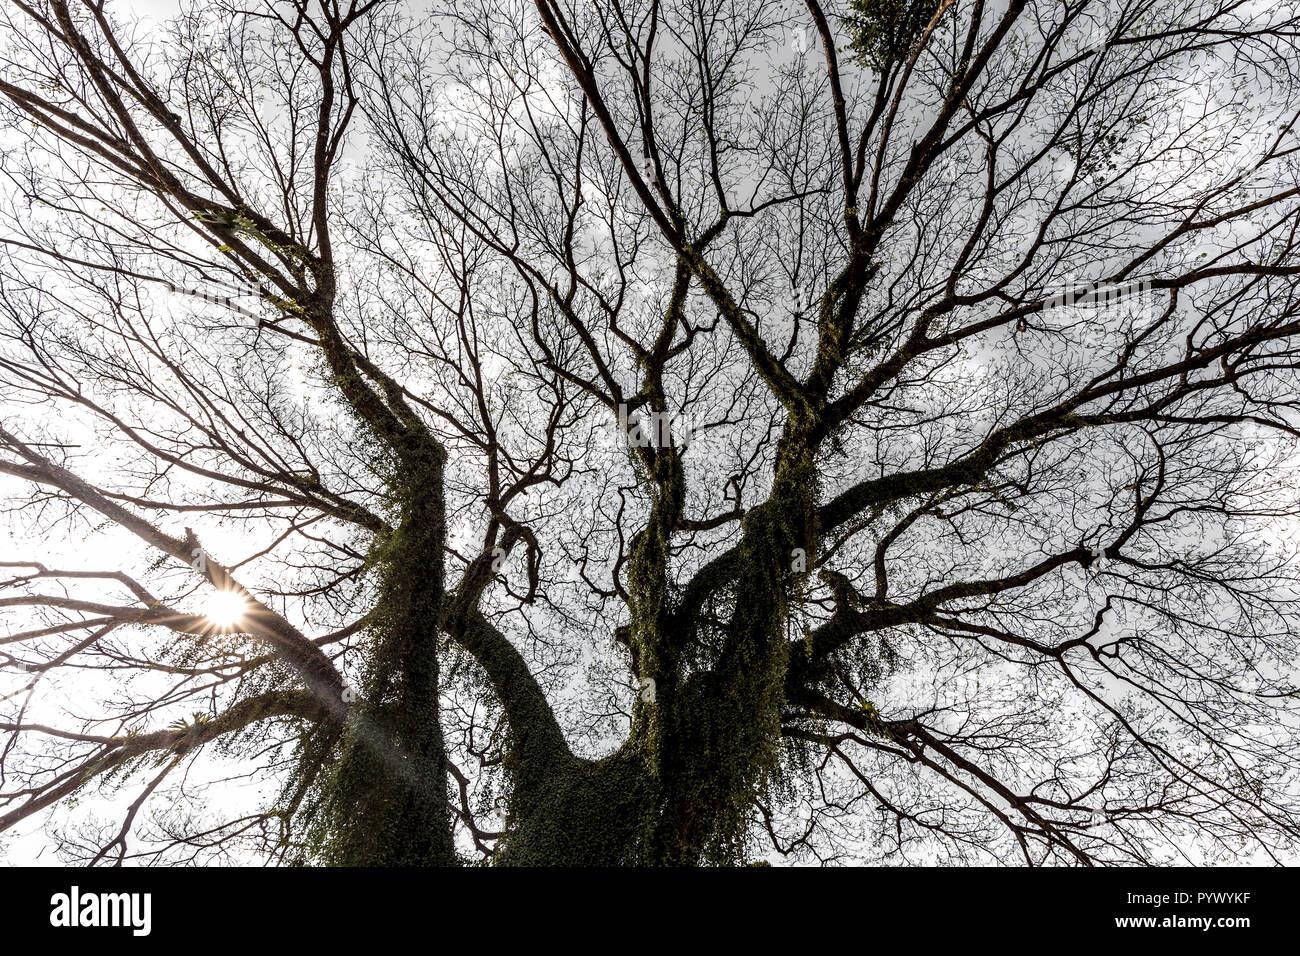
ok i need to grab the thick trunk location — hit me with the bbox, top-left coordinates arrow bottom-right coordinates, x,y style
303,443 -> 458,866
650,434 -> 816,863
491,661 -> 784,866
492,488 -> 811,866
491,432 -> 815,866
492,750 -> 656,865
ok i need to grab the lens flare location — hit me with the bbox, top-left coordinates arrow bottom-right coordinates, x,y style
202,590 -> 248,628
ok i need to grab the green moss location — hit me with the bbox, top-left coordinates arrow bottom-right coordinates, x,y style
848,0 -> 944,71
492,749 -> 656,866
289,435 -> 458,866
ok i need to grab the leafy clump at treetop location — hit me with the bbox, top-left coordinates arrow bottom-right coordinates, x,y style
847,0 -> 944,69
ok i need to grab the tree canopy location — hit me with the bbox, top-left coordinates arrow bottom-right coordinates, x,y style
2,0 -> 1299,865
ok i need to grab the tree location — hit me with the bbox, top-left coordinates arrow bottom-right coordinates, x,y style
1,0 -> 1298,866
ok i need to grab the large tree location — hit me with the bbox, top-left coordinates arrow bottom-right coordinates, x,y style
1,0 -> 1299,866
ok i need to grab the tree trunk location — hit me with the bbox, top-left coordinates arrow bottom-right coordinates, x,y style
490,449 -> 814,866
305,442 -> 458,866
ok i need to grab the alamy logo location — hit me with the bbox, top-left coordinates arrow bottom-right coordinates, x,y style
616,403 -> 700,450
1074,8 -> 1115,56
49,886 -> 151,936
1043,277 -> 1153,315
163,276 -> 267,319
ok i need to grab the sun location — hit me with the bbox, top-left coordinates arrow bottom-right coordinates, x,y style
202,590 -> 248,628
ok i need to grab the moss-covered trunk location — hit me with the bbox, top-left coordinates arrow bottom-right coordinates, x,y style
647,461 -> 813,863
303,440 -> 458,866
292,402 -> 817,867
489,427 -> 816,867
